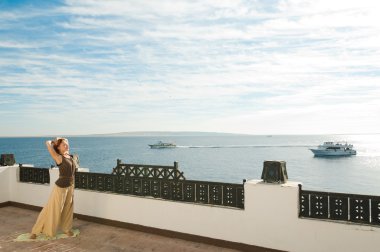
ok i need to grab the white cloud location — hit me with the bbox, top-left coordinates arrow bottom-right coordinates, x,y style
0,0 -> 380,135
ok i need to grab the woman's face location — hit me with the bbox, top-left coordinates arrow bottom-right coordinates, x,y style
57,139 -> 69,154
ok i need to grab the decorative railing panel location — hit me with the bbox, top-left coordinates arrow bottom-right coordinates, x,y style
19,166 -> 50,184
75,172 -> 244,209
372,199 -> 380,225
310,193 -> 328,218
350,197 -> 370,223
111,160 -> 185,180
299,185 -> 380,226
329,195 -> 348,221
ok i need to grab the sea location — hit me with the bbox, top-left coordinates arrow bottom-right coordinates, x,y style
1,134 -> 380,195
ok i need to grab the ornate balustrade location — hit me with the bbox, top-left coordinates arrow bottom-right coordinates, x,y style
75,171 -> 244,209
18,162 -> 244,209
19,165 -> 50,184
17,164 -> 380,215
111,159 -> 185,180
299,185 -> 380,226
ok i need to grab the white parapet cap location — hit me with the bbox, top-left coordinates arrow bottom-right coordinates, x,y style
78,168 -> 90,172
50,167 -> 90,173
245,179 -> 302,188
20,164 -> 34,167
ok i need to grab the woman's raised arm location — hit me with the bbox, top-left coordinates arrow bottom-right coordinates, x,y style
46,140 -> 62,165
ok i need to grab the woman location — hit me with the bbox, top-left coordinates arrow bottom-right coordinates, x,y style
29,138 -> 78,239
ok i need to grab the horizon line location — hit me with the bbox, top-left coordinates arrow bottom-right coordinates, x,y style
0,131 -> 379,138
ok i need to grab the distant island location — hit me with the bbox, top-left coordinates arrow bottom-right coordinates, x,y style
88,131 -> 250,137
0,131 -> 251,138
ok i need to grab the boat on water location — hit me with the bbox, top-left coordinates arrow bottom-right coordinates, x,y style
310,142 -> 357,157
149,141 -> 176,149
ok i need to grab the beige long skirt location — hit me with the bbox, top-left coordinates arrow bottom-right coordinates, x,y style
31,184 -> 74,237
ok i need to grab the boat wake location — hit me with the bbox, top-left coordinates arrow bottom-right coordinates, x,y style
176,145 -> 311,149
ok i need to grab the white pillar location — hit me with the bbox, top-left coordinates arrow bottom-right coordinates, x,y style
242,179 -> 301,251
49,168 -> 59,189
0,166 -> 13,203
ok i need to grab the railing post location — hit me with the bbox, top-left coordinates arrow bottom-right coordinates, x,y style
114,159 -> 122,175
174,161 -> 179,179
154,167 -> 158,178
298,184 -> 302,217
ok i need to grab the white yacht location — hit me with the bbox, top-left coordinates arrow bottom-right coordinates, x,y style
149,141 -> 176,149
310,142 -> 357,157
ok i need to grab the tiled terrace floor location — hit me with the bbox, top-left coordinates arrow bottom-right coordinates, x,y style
0,206 -> 239,252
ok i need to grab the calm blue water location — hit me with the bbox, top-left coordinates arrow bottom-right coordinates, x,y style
1,135 -> 380,195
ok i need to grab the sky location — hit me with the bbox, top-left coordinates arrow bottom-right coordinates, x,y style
0,0 -> 380,136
